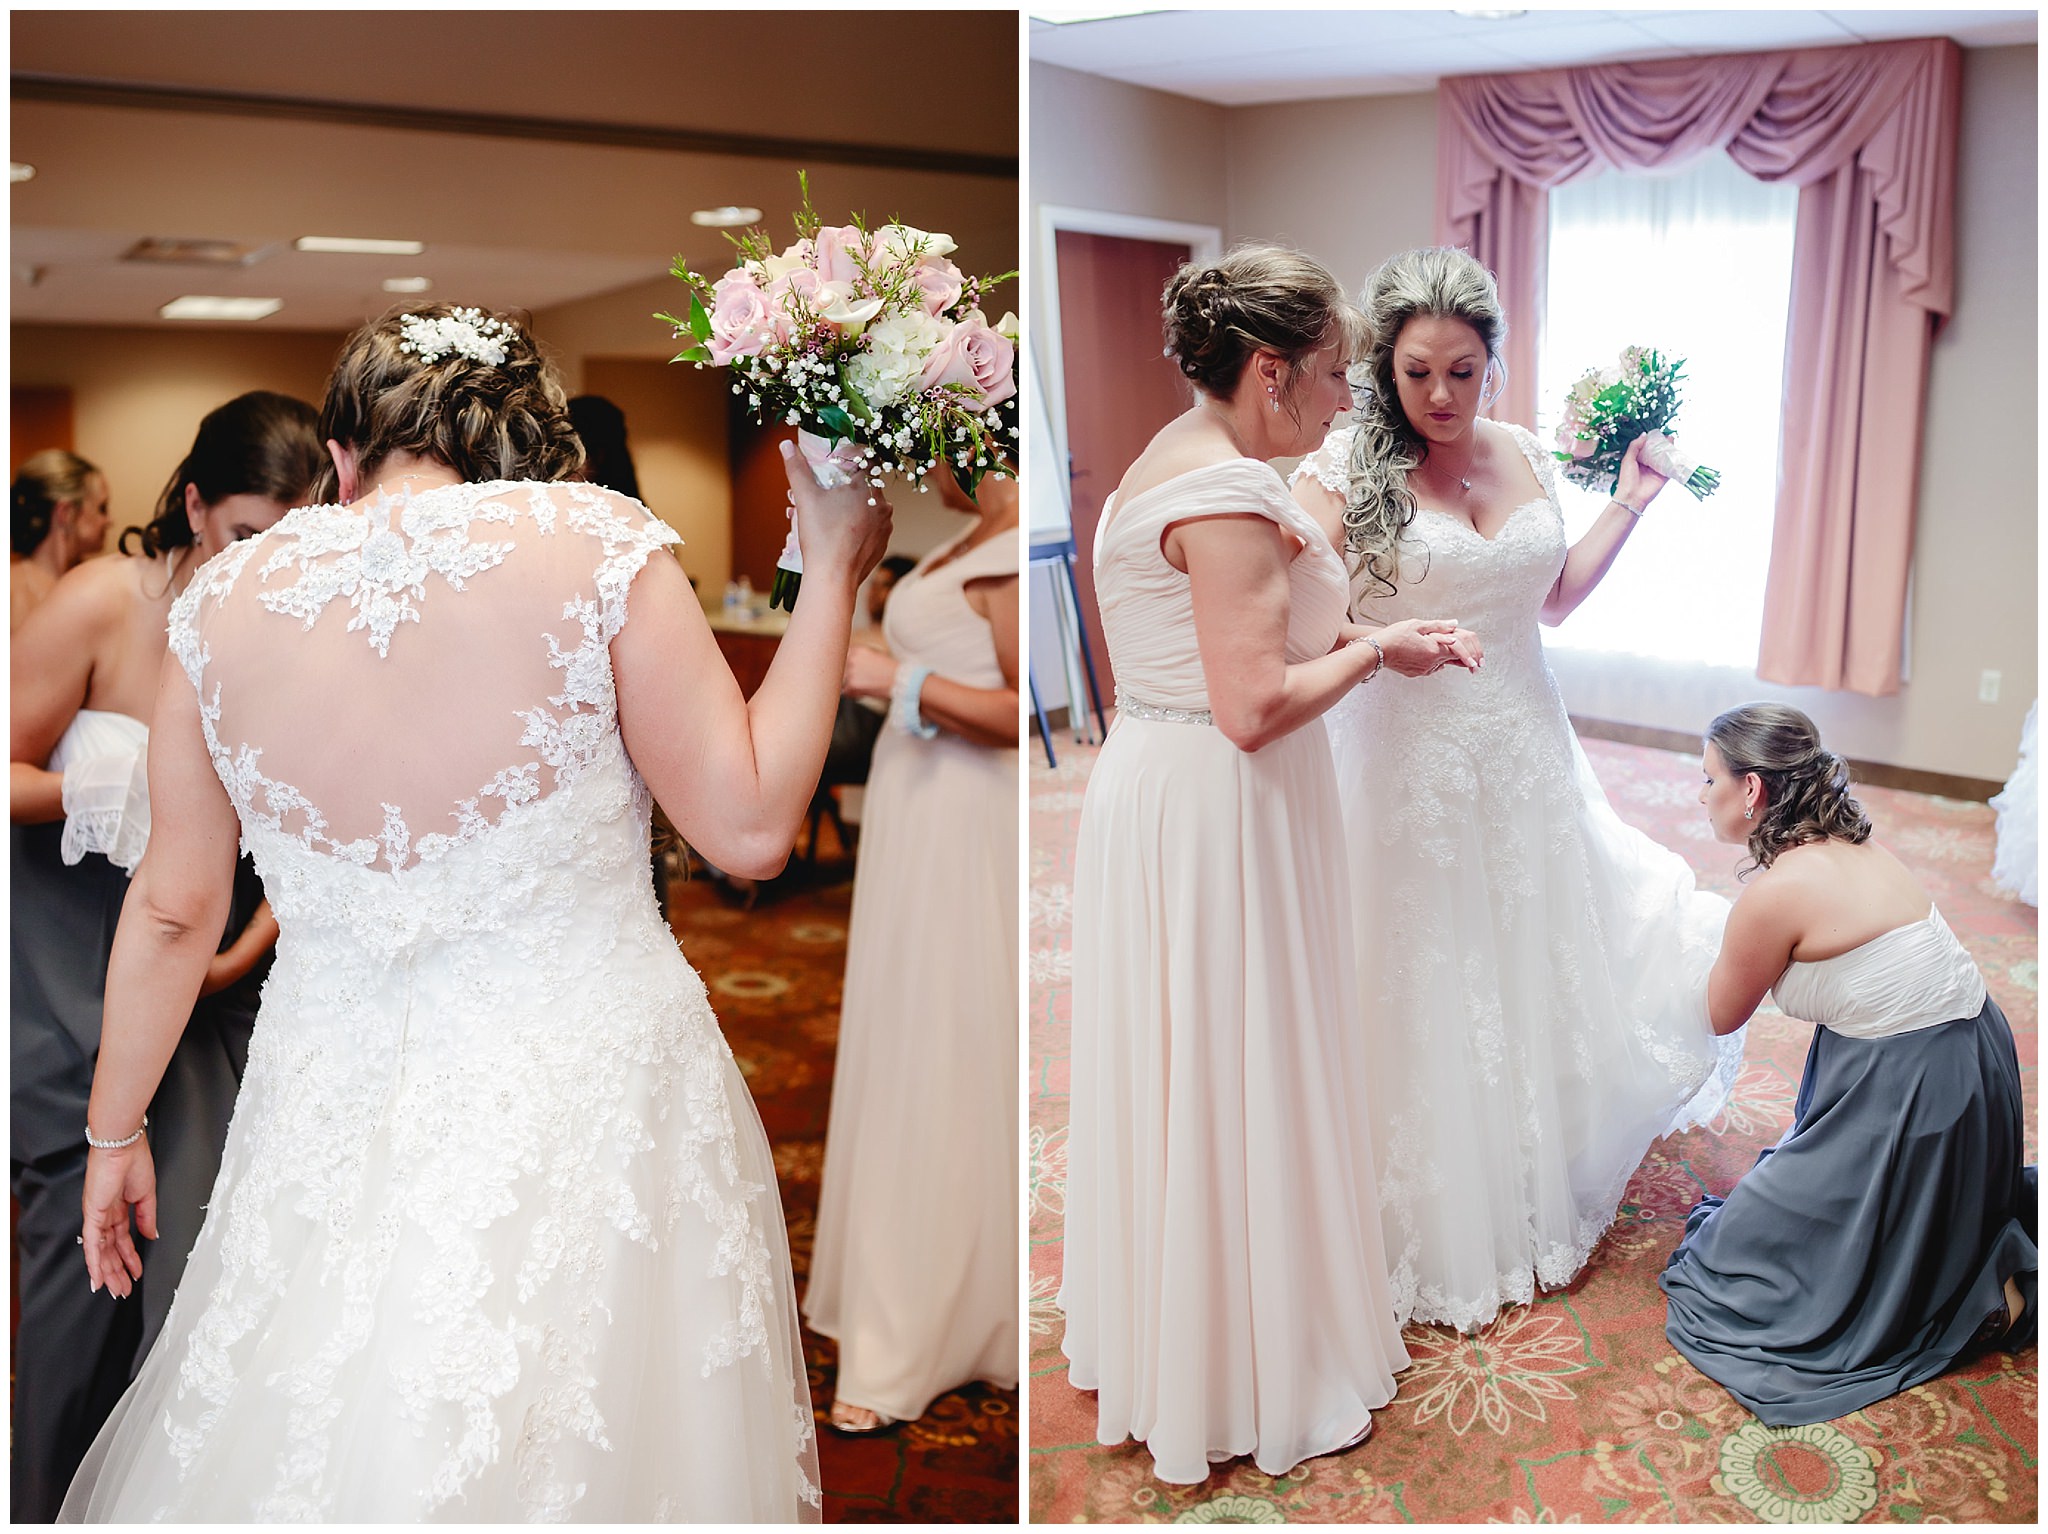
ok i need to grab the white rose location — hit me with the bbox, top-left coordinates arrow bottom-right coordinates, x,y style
750,250 -> 806,282
995,310 -> 1020,344
875,222 -> 958,262
814,279 -> 886,333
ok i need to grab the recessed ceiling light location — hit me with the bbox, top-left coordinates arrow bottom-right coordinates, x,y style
295,235 -> 426,256
381,276 -> 434,294
1454,9 -> 1528,18
160,296 -> 283,321
10,162 -> 35,184
125,236 -> 265,267
690,206 -> 763,228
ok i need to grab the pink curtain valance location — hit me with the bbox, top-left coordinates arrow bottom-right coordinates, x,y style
1436,39 -> 1961,695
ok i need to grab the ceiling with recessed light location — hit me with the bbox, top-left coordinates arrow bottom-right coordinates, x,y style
11,11 -> 1018,333
1029,8 -> 2035,105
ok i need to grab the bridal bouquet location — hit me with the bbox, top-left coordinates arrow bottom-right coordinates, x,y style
1553,346 -> 1720,500
660,175 -> 1019,609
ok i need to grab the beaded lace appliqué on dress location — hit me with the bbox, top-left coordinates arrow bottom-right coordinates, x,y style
143,480 -> 821,1519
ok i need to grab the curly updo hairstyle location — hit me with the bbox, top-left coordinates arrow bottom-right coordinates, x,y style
313,302 -> 585,500
120,391 -> 322,559
1161,245 -> 1364,418
1707,702 -> 1872,878
11,449 -> 101,557
1343,246 -> 1508,599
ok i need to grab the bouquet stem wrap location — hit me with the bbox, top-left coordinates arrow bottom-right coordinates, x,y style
773,431 -> 867,611
1639,435 -> 1720,500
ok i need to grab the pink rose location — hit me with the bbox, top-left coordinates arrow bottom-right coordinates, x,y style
811,225 -> 869,286
1570,435 -> 1596,459
767,265 -> 827,313
708,272 -> 781,364
908,256 -> 965,316
917,311 -> 1015,408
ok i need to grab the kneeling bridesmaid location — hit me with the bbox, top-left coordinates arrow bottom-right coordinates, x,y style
1662,702 -> 2036,1426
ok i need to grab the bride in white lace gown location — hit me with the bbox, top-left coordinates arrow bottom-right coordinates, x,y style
1292,248 -> 1741,1334
63,305 -> 890,1520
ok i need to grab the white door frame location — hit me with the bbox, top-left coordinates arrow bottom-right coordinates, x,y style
1034,205 -> 1223,520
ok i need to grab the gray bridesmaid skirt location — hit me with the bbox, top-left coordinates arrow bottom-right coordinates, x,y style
1661,994 -> 2036,1426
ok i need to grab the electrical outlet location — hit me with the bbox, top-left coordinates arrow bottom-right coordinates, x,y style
1979,669 -> 2002,704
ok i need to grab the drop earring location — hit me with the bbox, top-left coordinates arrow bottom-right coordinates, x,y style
1743,806 -> 1754,820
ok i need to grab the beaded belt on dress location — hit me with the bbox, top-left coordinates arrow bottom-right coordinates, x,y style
1116,688 -> 1214,726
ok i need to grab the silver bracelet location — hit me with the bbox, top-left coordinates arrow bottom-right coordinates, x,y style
85,1113 -> 147,1150
1353,635 -> 1386,683
1612,495 -> 1645,518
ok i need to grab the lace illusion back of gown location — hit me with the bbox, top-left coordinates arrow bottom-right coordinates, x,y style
63,479 -> 821,1522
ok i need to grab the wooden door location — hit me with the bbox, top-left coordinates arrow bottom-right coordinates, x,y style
1053,230 -> 1192,703
11,387 -> 74,475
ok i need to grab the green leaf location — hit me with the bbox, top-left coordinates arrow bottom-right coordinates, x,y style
836,362 -> 876,422
687,291 -> 712,343
670,344 -> 711,365
814,404 -> 856,443
949,461 -> 983,503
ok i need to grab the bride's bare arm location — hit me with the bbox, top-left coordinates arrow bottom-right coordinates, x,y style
82,653 -> 241,1295
1541,433 -> 1669,624
614,444 -> 891,877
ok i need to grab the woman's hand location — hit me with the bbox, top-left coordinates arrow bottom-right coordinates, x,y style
843,643 -> 900,701
782,442 -> 893,595
80,1139 -> 157,1297
1613,432 -> 1672,513
1361,617 -> 1484,676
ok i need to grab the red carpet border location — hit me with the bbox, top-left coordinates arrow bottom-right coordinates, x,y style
670,867 -> 1021,1523
1028,736 -> 2038,1524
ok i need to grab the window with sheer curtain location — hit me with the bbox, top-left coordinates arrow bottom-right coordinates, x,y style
1537,153 -> 1798,667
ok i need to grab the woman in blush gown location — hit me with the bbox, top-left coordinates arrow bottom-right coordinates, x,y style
10,393 -> 317,1521
1061,246 -> 1478,1484
1662,703 -> 2036,1425
60,303 -> 890,1521
1292,246 -> 1740,1335
807,468 -> 1020,1433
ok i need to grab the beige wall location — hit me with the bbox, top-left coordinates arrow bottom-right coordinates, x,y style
11,325 -> 344,532
1033,45 -> 2037,780
1027,64 -> 1230,344
1225,89 -> 1439,285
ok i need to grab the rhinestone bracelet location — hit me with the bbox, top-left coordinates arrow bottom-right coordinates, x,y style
85,1114 -> 147,1150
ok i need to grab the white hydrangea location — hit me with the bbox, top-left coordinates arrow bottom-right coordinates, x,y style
845,311 -> 946,408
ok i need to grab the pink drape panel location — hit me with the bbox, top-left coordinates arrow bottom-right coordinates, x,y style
1438,39 -> 1960,695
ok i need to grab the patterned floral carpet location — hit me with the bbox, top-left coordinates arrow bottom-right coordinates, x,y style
668,852 -> 1020,1523
1028,735 -> 2038,1524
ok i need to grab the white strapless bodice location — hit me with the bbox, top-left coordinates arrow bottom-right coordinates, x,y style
1770,908 -> 1987,1039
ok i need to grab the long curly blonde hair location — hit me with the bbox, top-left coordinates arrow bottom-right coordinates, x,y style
1342,247 -> 1506,599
